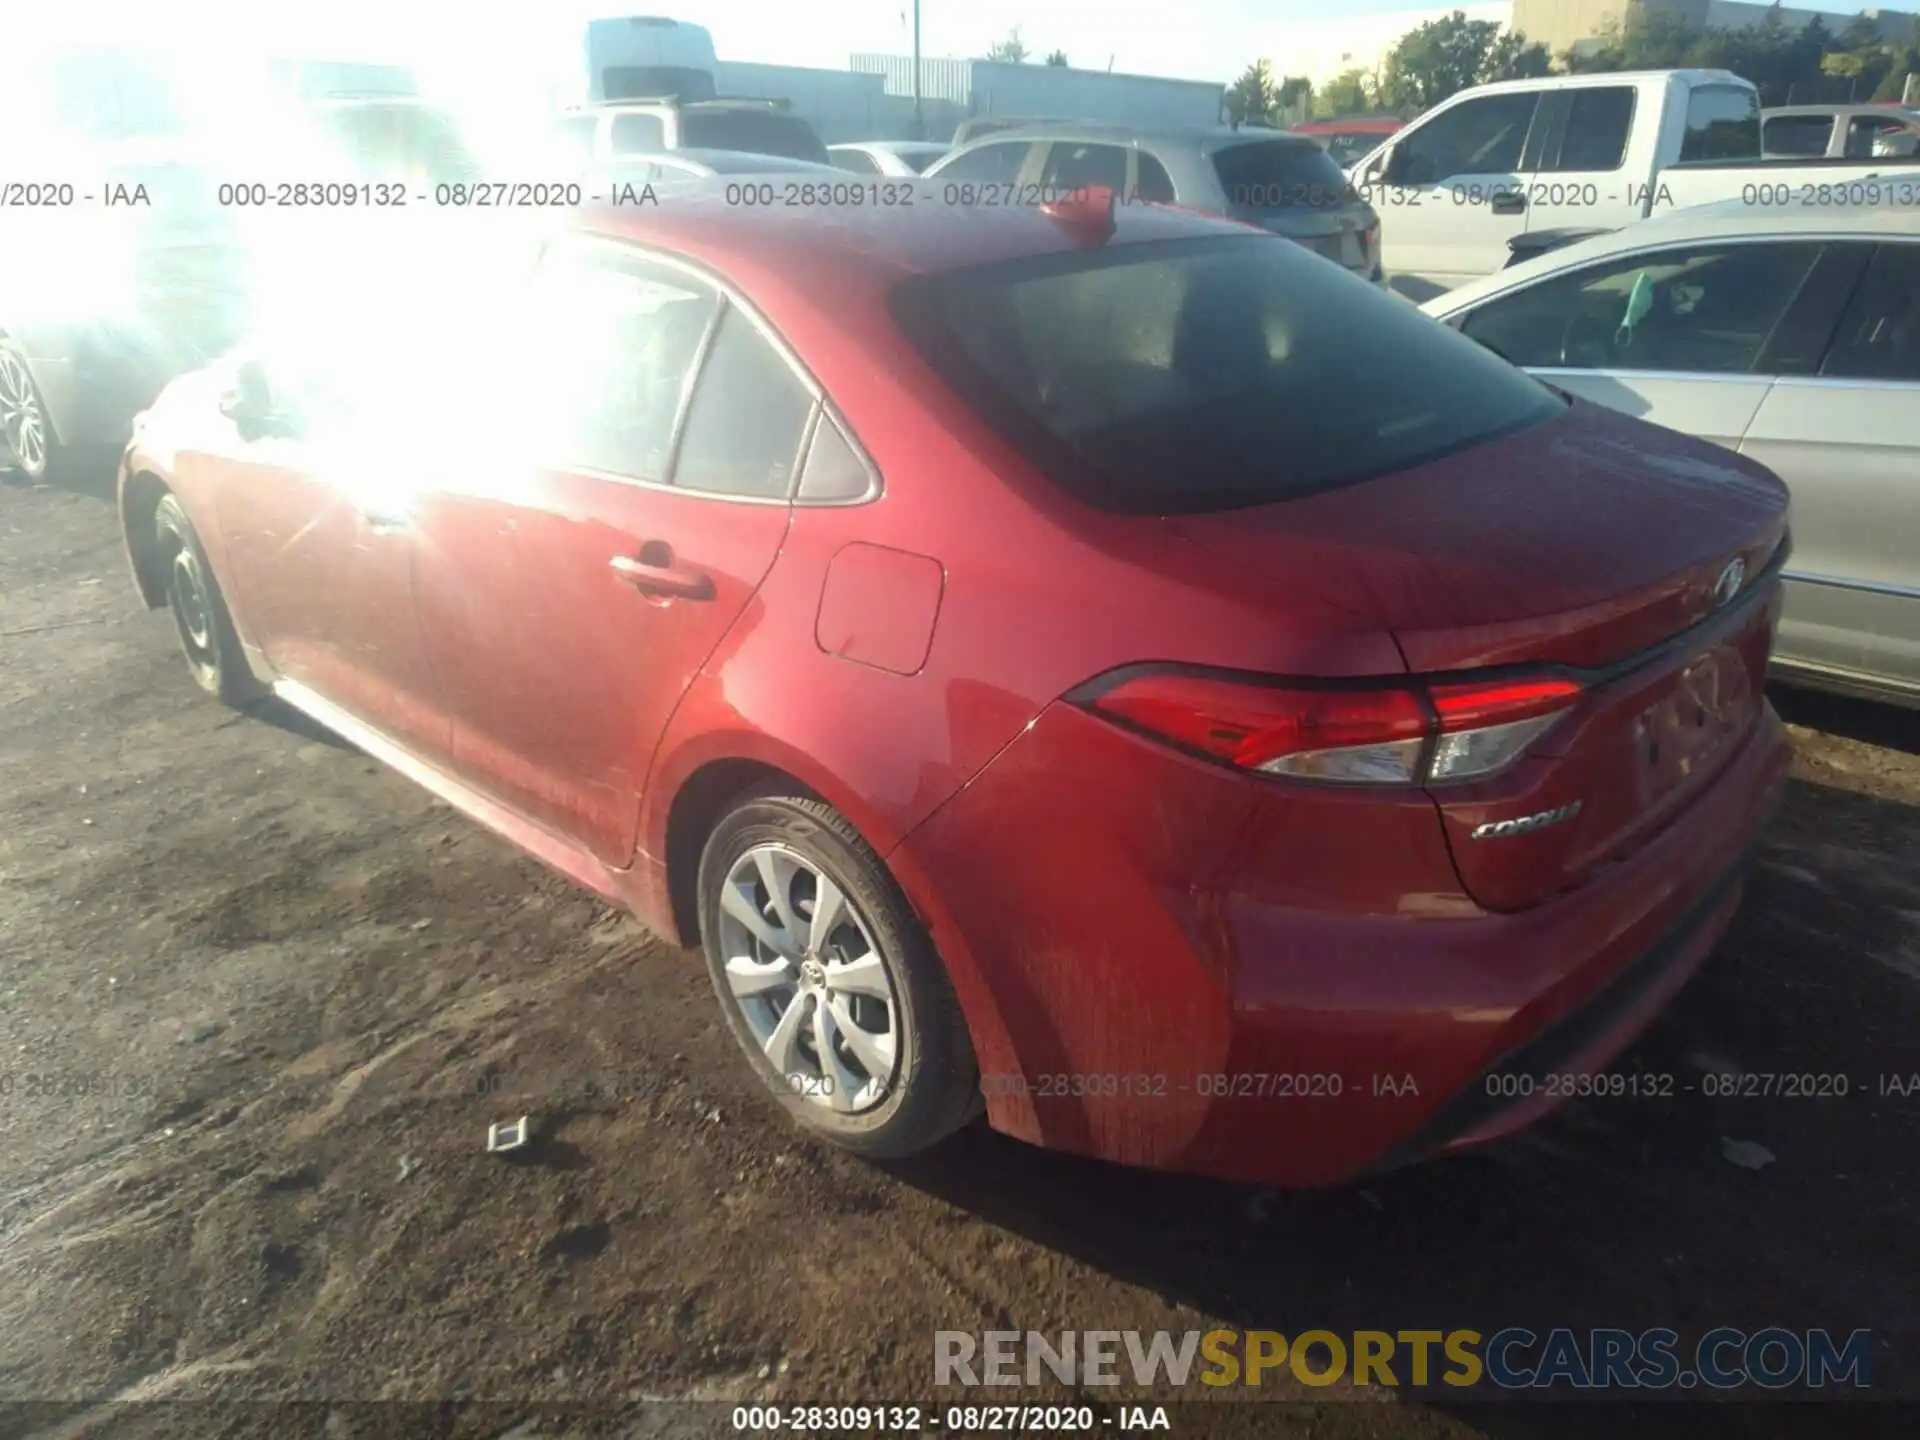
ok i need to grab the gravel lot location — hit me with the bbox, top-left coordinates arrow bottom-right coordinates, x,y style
2,464 -> 1918,1439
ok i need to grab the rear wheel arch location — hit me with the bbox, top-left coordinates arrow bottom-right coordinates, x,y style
658,745 -> 1019,1116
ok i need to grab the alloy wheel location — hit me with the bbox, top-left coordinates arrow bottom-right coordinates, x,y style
0,349 -> 48,475
714,843 -> 900,1113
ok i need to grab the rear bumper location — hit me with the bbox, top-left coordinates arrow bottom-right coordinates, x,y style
898,696 -> 1792,1187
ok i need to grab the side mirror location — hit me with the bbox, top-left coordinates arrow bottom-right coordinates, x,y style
220,360 -> 300,440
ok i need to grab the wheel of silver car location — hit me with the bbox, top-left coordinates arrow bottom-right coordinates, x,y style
697,789 -> 980,1158
0,342 -> 53,480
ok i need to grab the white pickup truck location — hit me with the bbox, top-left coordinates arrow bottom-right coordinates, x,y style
1352,69 -> 1920,292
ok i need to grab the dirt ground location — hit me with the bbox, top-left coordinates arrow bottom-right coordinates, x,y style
2,463 -> 1918,1440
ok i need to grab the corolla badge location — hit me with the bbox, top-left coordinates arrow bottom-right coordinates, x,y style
1469,800 -> 1583,841
1713,558 -> 1746,608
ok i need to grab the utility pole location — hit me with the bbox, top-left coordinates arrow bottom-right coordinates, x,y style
912,1 -> 924,141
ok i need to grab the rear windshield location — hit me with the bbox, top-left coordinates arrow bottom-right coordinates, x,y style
602,66 -> 716,102
680,110 -> 829,163
316,104 -> 482,183
892,234 -> 1564,515
1212,140 -> 1356,209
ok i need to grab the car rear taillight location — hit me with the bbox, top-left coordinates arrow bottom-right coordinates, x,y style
1079,670 -> 1582,786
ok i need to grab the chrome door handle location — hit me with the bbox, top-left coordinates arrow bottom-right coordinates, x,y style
609,551 -> 714,601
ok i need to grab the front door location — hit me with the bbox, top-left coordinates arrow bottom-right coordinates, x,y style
1741,242 -> 1920,695
207,356 -> 444,756
411,240 -> 814,866
1370,88 -> 1542,291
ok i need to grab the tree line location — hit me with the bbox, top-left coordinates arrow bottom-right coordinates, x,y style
1225,6 -> 1919,126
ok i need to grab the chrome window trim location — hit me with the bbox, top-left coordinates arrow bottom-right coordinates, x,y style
1781,569 -> 1920,601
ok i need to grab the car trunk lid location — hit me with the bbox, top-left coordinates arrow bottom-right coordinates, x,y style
1160,400 -> 1789,910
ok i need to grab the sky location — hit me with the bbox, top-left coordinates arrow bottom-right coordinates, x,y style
17,0 -> 1914,90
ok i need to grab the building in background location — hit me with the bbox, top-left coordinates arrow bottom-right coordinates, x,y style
1511,0 -> 1919,60
847,55 -> 1226,141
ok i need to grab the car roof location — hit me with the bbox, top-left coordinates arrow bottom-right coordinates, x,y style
1765,103 -> 1917,118
831,140 -> 949,154
1424,199 -> 1919,315
1467,68 -> 1746,97
575,188 -> 1251,284
647,148 -> 838,169
953,121 -> 1323,151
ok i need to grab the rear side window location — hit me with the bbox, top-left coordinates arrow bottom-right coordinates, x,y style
939,141 -> 1029,183
1764,114 -> 1832,157
1550,87 -> 1634,171
1040,142 -> 1129,192
1212,140 -> 1352,208
609,112 -> 666,155
1822,244 -> 1920,382
679,111 -> 829,163
1136,153 -> 1176,204
1460,242 -> 1822,374
892,235 -> 1564,515
1680,86 -> 1761,162
674,307 -> 814,498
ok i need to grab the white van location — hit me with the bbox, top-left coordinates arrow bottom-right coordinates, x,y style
580,16 -> 719,104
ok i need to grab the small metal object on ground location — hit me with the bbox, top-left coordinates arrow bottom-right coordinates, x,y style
487,1116 -> 532,1154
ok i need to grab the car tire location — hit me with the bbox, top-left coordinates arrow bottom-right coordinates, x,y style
0,341 -> 59,481
697,788 -> 979,1159
154,493 -> 265,708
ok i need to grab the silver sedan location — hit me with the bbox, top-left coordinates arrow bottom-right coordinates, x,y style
1424,200 -> 1920,709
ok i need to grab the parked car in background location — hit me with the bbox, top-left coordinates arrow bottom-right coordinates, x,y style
828,141 -> 950,176
1353,69 -> 1920,292
551,96 -> 830,168
926,122 -> 1383,283
120,194 -> 1791,1186
597,149 -> 847,185
950,116 -> 1073,146
1762,104 -> 1920,159
1424,202 -> 1920,708
1292,115 -> 1402,168
581,14 -> 719,103
2,136 -> 249,480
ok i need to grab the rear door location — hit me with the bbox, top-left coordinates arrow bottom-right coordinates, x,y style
1740,240 -> 1920,696
1523,84 -> 1645,239
1455,237 -> 1831,448
1368,87 -> 1544,289
411,240 -> 810,865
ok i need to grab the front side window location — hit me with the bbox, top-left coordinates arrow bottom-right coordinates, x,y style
938,141 -> 1029,183
1680,85 -> 1761,162
832,149 -> 880,174
673,307 -> 814,498
522,252 -> 718,480
893,234 -> 1563,514
1039,142 -> 1128,192
1822,244 -> 1920,382
1395,92 -> 1539,183
1460,242 -> 1822,374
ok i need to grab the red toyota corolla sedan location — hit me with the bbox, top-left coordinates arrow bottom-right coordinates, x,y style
117,192 -> 1792,1186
